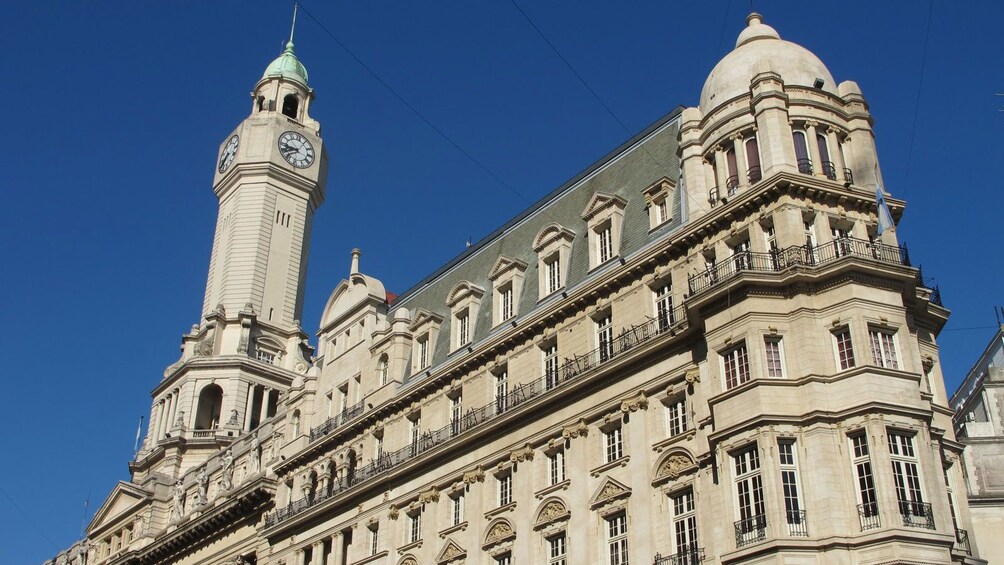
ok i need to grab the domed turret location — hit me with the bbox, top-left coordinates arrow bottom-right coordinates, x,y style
263,40 -> 309,86
700,13 -> 836,112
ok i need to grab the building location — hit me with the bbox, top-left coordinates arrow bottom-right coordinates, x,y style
951,325 -> 1004,560
47,12 -> 986,565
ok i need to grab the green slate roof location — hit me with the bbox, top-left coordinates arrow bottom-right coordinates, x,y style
263,41 -> 308,84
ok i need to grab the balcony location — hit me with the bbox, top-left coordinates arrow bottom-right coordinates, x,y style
899,501 -> 935,530
843,167 -> 854,185
747,165 -> 762,185
708,187 -> 720,207
735,514 -> 767,547
796,158 -> 813,174
309,400 -> 366,442
786,510 -> 808,536
858,502 -> 880,531
687,237 -> 911,296
955,528 -> 971,555
654,545 -> 704,565
725,175 -> 740,197
265,305 -> 689,529
821,160 -> 837,181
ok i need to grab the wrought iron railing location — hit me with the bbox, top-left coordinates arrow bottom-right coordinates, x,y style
928,285 -> 943,306
309,400 -> 366,442
955,528 -> 971,554
708,187 -> 720,207
786,510 -> 808,536
266,306 -> 688,528
653,545 -> 704,565
821,160 -> 837,181
797,158 -> 813,174
858,502 -> 880,531
726,175 -> 740,197
843,167 -> 853,185
747,165 -> 762,185
735,514 -> 767,547
899,501 -> 935,530
687,237 -> 910,296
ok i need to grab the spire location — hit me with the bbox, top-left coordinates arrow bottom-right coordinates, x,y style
285,3 -> 298,53
261,3 -> 309,85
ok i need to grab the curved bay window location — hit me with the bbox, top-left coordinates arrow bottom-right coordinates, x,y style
817,133 -> 837,180
793,130 -> 812,174
745,137 -> 762,184
725,146 -> 740,196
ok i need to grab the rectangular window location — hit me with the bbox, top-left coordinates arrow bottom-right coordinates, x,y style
544,344 -> 559,390
722,342 -> 751,390
451,493 -> 465,526
666,398 -> 688,437
457,311 -> 470,347
869,328 -> 899,369
597,314 -> 614,362
764,225 -> 779,270
657,198 -> 669,225
369,526 -> 379,555
734,444 -> 766,547
764,337 -> 785,378
256,350 -> 275,364
671,490 -> 698,558
451,394 -> 463,435
605,426 -> 624,463
732,238 -> 751,271
410,416 -> 421,453
888,432 -> 928,526
549,533 -> 567,565
598,224 -> 614,263
374,434 -> 384,460
548,450 -> 566,485
778,440 -> 806,536
546,255 -> 561,295
832,226 -> 850,257
417,335 -> 429,369
703,255 -> 718,286
408,512 -> 421,544
500,285 -> 514,322
495,555 -> 512,565
850,434 -> 879,529
804,220 -> 817,263
498,473 -> 513,507
655,283 -> 675,331
494,370 -> 508,414
834,327 -> 855,370
607,513 -> 629,565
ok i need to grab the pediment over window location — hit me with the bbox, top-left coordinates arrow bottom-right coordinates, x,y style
581,192 -> 627,221
532,223 -> 575,252
86,481 -> 151,536
488,256 -> 528,281
652,449 -> 698,486
482,517 -> 516,549
642,177 -> 676,202
409,308 -> 444,332
254,335 -> 285,354
397,556 -> 419,565
533,497 -> 570,529
446,281 -> 485,308
589,476 -> 631,510
435,538 -> 467,564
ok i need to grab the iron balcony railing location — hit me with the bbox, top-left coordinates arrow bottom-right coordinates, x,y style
309,400 -> 366,442
797,158 -> 813,174
653,545 -> 704,565
858,502 -> 881,531
687,237 -> 910,296
899,501 -> 935,530
955,528 -> 971,555
708,187 -> 720,207
747,165 -> 762,185
735,513 -> 767,547
843,167 -> 853,185
725,175 -> 741,197
265,305 -> 688,528
786,510 -> 808,536
821,160 -> 838,181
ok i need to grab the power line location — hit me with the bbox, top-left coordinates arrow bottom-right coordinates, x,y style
296,2 -> 534,209
902,0 -> 934,196
0,485 -> 60,551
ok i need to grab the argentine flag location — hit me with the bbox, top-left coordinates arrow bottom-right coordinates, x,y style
876,187 -> 895,235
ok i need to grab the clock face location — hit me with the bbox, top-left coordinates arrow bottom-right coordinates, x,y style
218,134 -> 239,173
278,131 -> 315,169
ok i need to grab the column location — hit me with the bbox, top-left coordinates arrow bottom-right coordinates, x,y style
806,121 -> 823,177
243,385 -> 255,431
733,134 -> 749,189
296,549 -> 306,565
311,541 -> 324,565
827,127 -> 847,182
258,387 -> 271,424
713,145 -> 727,191
328,533 -> 343,565
170,389 -> 180,428
160,397 -> 170,437
154,400 -> 164,441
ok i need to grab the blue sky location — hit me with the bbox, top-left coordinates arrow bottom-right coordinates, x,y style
2,1 -> 1002,562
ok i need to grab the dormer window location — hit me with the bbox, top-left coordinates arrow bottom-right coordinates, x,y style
282,94 -> 299,119
533,224 -> 575,299
447,281 -> 484,351
409,309 -> 443,374
581,193 -> 626,270
489,256 -> 527,327
643,178 -> 675,230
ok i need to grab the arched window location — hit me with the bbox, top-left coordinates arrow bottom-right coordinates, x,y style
378,355 -> 389,386
725,147 -> 739,194
792,131 -> 812,174
282,94 -> 299,119
292,409 -> 301,437
257,96 -> 266,112
745,137 -> 762,184
194,384 -> 223,430
817,133 -> 836,180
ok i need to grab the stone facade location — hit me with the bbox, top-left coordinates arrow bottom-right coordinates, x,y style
951,326 -> 1004,562
46,12 -> 987,565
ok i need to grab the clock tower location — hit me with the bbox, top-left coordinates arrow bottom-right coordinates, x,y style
132,30 -> 328,480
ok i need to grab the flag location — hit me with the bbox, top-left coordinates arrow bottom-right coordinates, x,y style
876,187 -> 895,235
134,416 -> 144,452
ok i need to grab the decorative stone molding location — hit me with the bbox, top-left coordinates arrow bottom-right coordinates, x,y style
589,476 -> 631,510
620,391 -> 648,413
482,518 -> 516,549
684,368 -> 701,384
509,444 -> 534,463
533,498 -> 570,530
562,420 -> 589,439
462,466 -> 485,484
388,505 -> 400,520
600,411 -> 622,429
653,452 -> 698,486
435,539 -> 467,564
419,487 -> 440,504
398,556 -> 418,565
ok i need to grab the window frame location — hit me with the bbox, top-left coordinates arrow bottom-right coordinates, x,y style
721,341 -> 751,390
832,326 -> 856,370
604,425 -> 624,463
868,326 -> 900,370
606,512 -> 629,565
763,336 -> 786,379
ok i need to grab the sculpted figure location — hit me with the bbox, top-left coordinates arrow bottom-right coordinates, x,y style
196,466 -> 209,505
221,449 -> 234,491
249,433 -> 261,474
172,480 -> 185,520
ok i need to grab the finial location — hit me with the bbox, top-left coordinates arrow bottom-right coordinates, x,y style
350,248 -> 361,275
283,3 -> 298,54
746,12 -> 763,26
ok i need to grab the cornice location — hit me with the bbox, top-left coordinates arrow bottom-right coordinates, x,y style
155,356 -> 297,397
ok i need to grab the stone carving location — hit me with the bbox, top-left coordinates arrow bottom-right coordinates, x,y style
195,466 -> 209,506
76,544 -> 88,565
685,368 -> 701,384
400,558 -> 418,565
388,505 -> 400,520
590,477 -> 631,509
534,500 -> 569,527
620,391 -> 648,413
172,480 -> 185,520
220,449 -> 234,491
561,420 -> 588,439
656,454 -> 695,480
174,411 -> 185,428
462,466 -> 484,484
509,444 -> 534,463
483,520 -> 515,546
436,539 -> 466,563
418,487 -> 440,504
249,433 -> 261,474
227,409 -> 239,426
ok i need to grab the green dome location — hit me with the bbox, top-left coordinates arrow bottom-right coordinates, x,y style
263,41 -> 308,84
